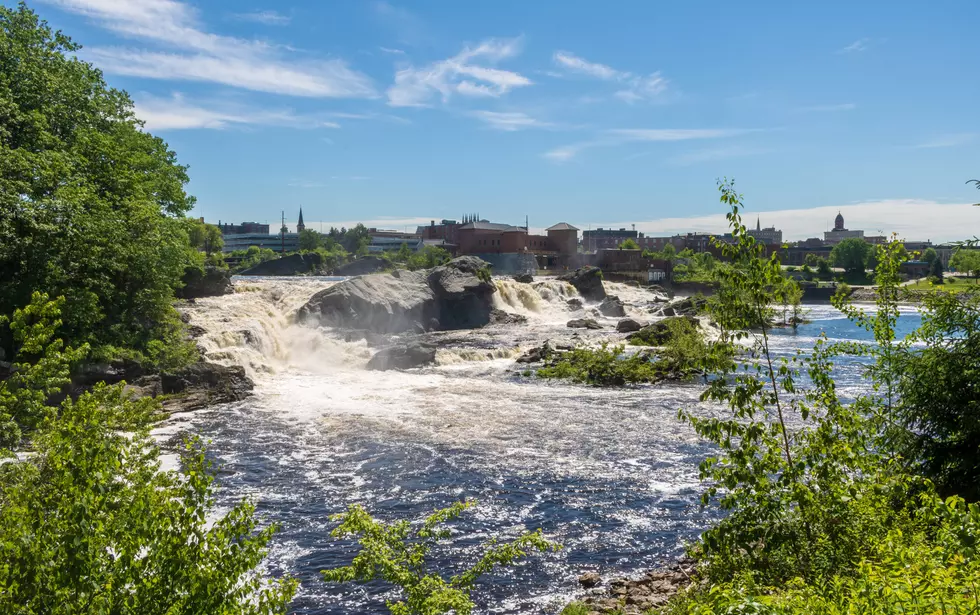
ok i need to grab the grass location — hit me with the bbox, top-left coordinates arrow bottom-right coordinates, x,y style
906,276 -> 980,293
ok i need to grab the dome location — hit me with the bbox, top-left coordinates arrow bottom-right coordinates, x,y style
834,212 -> 845,231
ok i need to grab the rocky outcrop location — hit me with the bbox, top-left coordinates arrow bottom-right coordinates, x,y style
238,252 -> 323,276
366,341 -> 437,371
512,273 -> 534,284
616,318 -> 644,333
157,362 -> 254,412
178,265 -> 233,299
489,309 -> 528,326
334,256 -> 387,276
657,295 -> 706,317
628,316 -> 698,346
300,256 -> 496,334
558,266 -> 606,301
566,298 -> 584,310
567,318 -> 603,330
598,295 -> 626,317
571,560 -> 694,615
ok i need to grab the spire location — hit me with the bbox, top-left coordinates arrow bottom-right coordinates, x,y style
756,215 -> 760,231
297,207 -> 305,233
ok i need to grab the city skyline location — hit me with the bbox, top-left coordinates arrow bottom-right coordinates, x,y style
29,0 -> 980,240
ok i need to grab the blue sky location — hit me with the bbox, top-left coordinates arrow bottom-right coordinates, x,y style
21,0 -> 980,240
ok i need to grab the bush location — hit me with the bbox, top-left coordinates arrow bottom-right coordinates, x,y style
537,343 -> 662,385
322,501 -> 558,615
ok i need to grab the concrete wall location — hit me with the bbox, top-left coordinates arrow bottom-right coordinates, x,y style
472,252 -> 537,275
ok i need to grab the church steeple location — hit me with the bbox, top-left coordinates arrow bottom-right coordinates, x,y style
756,215 -> 760,231
296,207 -> 305,233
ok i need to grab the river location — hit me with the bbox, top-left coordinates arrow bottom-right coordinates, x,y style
157,276 -> 921,614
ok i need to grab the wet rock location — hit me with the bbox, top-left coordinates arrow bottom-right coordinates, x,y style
568,559 -> 695,615
598,295 -> 626,317
512,273 -> 534,284
74,359 -> 145,388
557,266 -> 606,301
658,296 -> 706,317
616,318 -> 644,333
333,256 -> 388,276
566,298 -> 584,310
489,309 -> 528,326
627,316 -> 698,346
160,362 -> 254,412
239,252 -> 323,276
366,341 -> 438,371
300,256 -> 496,334
177,265 -> 233,299
186,324 -> 208,339
579,572 -> 602,588
567,318 -> 603,330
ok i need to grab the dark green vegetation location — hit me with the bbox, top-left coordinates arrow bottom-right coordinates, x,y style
0,293 -> 297,613
322,501 -> 558,615
0,5 -> 202,366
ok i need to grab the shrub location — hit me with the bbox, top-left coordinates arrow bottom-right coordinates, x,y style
537,343 -> 662,385
322,501 -> 558,615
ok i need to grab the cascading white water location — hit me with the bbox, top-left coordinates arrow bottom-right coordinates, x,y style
492,278 -> 582,320
181,278 -> 371,379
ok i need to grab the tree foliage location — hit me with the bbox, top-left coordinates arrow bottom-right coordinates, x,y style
0,4 -> 197,357
830,238 -> 871,274
322,501 -> 558,615
950,249 -> 980,277
618,238 -> 640,250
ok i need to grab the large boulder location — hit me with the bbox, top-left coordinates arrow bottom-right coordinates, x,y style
239,252 -> 323,276
334,256 -> 387,276
567,318 -> 603,330
366,341 -> 437,371
598,295 -> 626,317
159,362 -> 254,412
658,296 -> 706,317
628,316 -> 699,346
616,318 -> 644,333
300,256 -> 496,334
512,273 -> 534,284
178,265 -> 233,299
557,266 -> 606,301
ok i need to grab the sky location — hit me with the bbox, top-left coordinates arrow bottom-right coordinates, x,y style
18,0 -> 980,241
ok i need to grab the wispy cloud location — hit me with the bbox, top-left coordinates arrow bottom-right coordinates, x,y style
838,38 -> 870,53
470,110 -> 552,131
379,46 -> 406,55
373,1 -> 429,45
797,103 -> 856,113
601,200 -> 976,243
671,145 -> 772,166
133,93 -> 342,131
913,133 -> 977,149
544,128 -> 752,162
387,38 -> 531,107
43,0 -> 375,98
231,9 -> 290,25
551,50 -> 668,103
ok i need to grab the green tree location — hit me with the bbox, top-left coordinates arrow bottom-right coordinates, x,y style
322,501 -> 557,615
0,4 -> 197,357
0,295 -> 296,613
804,253 -> 820,267
299,228 -> 323,251
830,238 -> 871,274
923,247 -> 938,265
619,238 -> 640,250
950,249 -> 980,277
930,256 -> 944,281
342,224 -> 371,255
816,257 -> 833,280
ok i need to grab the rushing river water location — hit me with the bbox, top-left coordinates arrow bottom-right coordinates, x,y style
158,277 -> 921,614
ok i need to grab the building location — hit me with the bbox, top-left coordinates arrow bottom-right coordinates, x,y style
582,228 -> 638,251
222,233 -> 299,253
748,217 -> 783,245
296,208 -> 306,233
218,221 -> 270,235
824,212 -> 864,244
546,223 -> 580,255
366,228 -> 423,253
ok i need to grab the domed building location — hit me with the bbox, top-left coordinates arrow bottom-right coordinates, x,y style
824,211 -> 864,244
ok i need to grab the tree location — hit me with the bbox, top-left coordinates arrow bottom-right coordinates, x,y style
950,249 -> 980,277
0,295 -> 296,613
619,238 -> 640,250
322,501 -> 557,615
830,238 -> 871,274
816,257 -> 833,280
0,5 -> 197,357
341,224 -> 371,255
923,247 -> 938,265
930,256 -> 944,282
183,218 -> 223,256
299,228 -> 323,251
804,253 -> 820,267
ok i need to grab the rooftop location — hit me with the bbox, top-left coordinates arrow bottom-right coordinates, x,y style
546,222 -> 580,231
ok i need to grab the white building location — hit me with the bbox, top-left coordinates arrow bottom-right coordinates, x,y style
747,217 -> 783,244
824,212 -> 864,244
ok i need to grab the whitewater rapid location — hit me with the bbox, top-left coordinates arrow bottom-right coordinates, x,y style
161,276 -> 906,614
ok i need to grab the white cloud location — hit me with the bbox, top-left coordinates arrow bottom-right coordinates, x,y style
551,50 -> 668,103
592,200 -> 977,243
670,145 -> 772,166
386,38 -> 531,106
839,38 -> 869,53
797,103 -> 856,113
553,51 -> 621,80
470,110 -> 551,131
43,0 -> 375,98
914,133 -> 977,149
133,93 -> 342,130
544,128 -> 752,162
232,10 -> 290,25
380,46 -> 406,55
